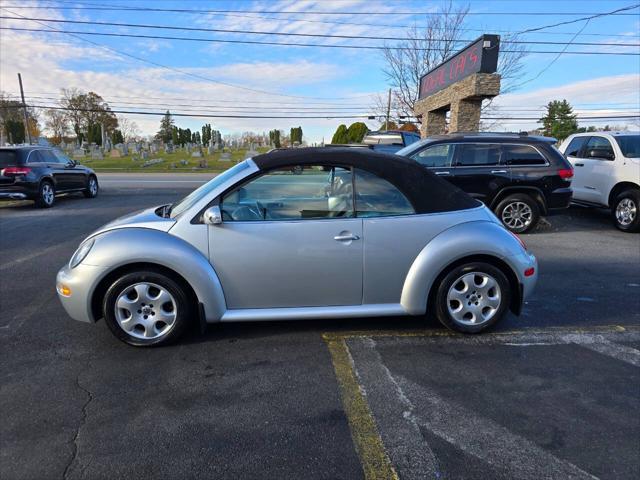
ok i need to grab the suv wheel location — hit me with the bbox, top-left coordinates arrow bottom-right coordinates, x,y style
83,176 -> 99,198
103,270 -> 192,347
495,194 -> 540,233
613,189 -> 639,233
35,180 -> 55,208
434,262 -> 511,334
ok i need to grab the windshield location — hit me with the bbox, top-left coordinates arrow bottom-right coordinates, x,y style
615,135 -> 640,158
169,161 -> 251,218
396,138 -> 432,157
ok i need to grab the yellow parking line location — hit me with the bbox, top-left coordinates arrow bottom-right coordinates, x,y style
323,335 -> 398,480
324,324 -> 637,341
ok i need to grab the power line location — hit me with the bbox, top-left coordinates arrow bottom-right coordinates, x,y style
4,26 -> 638,55
0,7 -> 376,101
2,16 -> 638,47
6,104 -> 639,122
3,4 -> 639,16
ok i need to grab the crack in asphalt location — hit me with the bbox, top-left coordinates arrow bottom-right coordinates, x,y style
62,375 -> 94,480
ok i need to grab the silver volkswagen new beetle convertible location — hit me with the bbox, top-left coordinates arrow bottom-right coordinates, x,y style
56,148 -> 537,346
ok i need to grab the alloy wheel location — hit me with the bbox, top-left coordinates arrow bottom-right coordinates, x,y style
615,198 -> 636,227
501,201 -> 532,230
89,178 -> 98,196
114,282 -> 178,340
447,272 -> 502,326
41,183 -> 54,205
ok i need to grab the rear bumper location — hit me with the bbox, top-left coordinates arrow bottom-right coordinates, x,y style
0,183 -> 38,200
546,187 -> 572,212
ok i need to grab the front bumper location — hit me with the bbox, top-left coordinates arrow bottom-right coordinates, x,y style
56,263 -> 108,323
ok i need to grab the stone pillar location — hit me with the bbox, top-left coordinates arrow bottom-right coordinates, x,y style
449,99 -> 482,133
414,73 -> 501,137
422,109 -> 448,136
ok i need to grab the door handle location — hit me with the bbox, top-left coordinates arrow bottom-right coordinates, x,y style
435,171 -> 450,176
491,170 -> 507,174
575,163 -> 584,167
334,234 -> 360,241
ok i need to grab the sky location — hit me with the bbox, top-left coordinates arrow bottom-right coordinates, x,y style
0,0 -> 638,144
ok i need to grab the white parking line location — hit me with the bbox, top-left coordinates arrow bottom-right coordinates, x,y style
564,335 -> 640,367
348,337 -> 599,480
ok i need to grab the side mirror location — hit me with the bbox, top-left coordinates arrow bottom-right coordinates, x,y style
67,160 -> 77,168
586,149 -> 614,160
203,205 -> 222,225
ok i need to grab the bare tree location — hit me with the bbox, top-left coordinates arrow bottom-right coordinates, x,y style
376,1 -> 527,126
44,109 -> 69,144
118,116 -> 140,142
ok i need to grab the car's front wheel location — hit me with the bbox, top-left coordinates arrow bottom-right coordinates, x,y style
613,189 -> 639,233
494,194 -> 540,233
83,175 -> 99,198
434,262 -> 511,334
103,270 -> 192,346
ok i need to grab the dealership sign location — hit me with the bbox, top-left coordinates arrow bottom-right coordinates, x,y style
418,35 -> 500,99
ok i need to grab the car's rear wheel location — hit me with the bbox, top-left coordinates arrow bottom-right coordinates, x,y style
34,180 -> 55,208
103,271 -> 192,346
612,189 -> 639,233
83,175 -> 99,198
434,262 -> 511,334
495,194 -> 540,233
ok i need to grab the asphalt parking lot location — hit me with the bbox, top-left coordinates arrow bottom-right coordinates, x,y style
1,174 -> 639,480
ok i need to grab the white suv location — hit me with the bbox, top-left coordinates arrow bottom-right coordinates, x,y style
559,132 -> 639,232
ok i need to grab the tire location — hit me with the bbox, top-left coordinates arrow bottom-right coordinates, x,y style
612,189 -> 640,233
434,262 -> 511,334
83,175 -> 99,198
34,180 -> 55,208
103,270 -> 193,347
494,193 -> 540,233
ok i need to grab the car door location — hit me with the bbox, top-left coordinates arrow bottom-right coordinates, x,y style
208,165 -> 363,309
578,136 -> 616,205
450,143 -> 509,204
563,136 -> 590,200
407,142 -> 455,178
51,149 -> 86,189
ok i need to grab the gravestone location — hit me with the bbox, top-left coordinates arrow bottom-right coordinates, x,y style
110,149 -> 121,158
150,143 -> 159,154
165,144 -> 174,154
199,159 -> 208,168
191,151 -> 202,158
207,145 -> 215,155
73,148 -> 85,159
220,152 -> 232,162
180,159 -> 189,166
141,151 -> 149,160
91,148 -> 104,160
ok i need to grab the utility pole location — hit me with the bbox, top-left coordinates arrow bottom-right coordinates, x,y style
385,88 -> 391,131
18,73 -> 32,145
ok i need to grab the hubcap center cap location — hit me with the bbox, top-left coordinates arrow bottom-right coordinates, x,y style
142,306 -> 152,315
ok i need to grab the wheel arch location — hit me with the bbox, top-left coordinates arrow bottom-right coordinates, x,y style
400,221 -> 524,316
608,181 -> 640,208
84,228 -> 226,324
490,187 -> 547,215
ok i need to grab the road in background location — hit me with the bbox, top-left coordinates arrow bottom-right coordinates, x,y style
1,179 -> 638,479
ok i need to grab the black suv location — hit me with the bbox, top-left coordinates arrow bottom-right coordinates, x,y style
397,133 -> 574,233
0,146 -> 99,208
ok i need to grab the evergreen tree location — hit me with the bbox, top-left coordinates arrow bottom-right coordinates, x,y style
156,111 -> 174,143
111,129 -> 124,144
347,122 -> 368,143
290,126 -> 303,144
331,124 -> 349,144
539,100 -> 578,141
171,126 -> 179,145
269,129 -> 281,148
194,131 -> 201,144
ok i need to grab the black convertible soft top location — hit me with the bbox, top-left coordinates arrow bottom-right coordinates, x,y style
251,147 -> 479,214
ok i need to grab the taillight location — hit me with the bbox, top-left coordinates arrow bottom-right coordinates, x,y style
558,168 -> 573,180
1,166 -> 31,176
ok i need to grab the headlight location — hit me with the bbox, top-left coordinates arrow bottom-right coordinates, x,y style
69,238 -> 95,269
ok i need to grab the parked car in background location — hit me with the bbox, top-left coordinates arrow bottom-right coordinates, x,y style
558,132 -> 639,232
0,146 -> 98,208
56,148 -> 537,347
362,130 -> 421,154
397,132 -> 574,233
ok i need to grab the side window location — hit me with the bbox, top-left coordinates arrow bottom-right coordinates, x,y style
564,136 -> 587,157
411,144 -> 454,168
39,150 -> 61,164
456,143 -> 501,166
26,150 -> 46,164
51,149 -> 71,164
584,136 -> 615,160
221,166 -> 353,221
354,168 -> 414,217
502,145 -> 547,166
